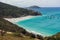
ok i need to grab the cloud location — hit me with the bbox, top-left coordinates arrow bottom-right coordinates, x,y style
0,0 -> 60,7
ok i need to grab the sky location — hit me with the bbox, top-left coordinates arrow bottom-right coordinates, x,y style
0,0 -> 60,7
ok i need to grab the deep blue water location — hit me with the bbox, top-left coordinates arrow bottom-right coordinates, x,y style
16,7 -> 60,36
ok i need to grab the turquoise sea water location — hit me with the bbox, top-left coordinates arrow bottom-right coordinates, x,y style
16,7 -> 60,36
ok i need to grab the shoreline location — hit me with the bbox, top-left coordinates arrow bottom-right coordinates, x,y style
4,15 -> 48,37
15,23 -> 46,37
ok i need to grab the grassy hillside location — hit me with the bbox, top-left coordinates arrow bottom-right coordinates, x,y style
0,2 -> 41,18
0,18 -> 26,32
0,18 -> 43,40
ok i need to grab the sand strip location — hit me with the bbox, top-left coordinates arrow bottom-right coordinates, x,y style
4,16 -> 35,23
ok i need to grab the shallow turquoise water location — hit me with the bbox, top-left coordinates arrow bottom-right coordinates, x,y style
16,7 -> 60,36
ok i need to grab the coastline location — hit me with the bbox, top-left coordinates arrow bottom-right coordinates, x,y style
15,23 -> 46,37
4,15 -> 46,37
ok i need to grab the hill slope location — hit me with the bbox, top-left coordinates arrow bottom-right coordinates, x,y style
0,2 -> 41,18
26,6 -> 41,13
0,18 -> 26,32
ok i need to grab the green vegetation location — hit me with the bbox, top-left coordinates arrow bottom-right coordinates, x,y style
0,33 -> 35,40
0,2 -> 41,18
0,18 -> 27,33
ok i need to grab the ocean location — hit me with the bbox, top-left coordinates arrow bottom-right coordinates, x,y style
16,7 -> 60,36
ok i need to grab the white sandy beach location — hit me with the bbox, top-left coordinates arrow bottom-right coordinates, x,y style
4,16 -> 35,23
4,15 -> 46,37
